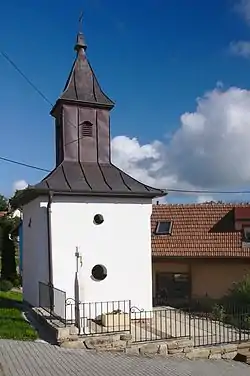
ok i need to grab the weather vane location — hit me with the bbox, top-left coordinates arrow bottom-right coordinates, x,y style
78,11 -> 84,32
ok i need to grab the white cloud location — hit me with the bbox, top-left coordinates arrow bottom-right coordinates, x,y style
111,85 -> 250,192
196,195 -> 214,203
13,179 -> 28,192
234,0 -> 250,23
229,40 -> 250,58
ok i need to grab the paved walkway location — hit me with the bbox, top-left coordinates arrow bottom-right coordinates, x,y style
0,340 -> 249,376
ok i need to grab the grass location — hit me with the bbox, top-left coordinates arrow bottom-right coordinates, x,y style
0,290 -> 38,340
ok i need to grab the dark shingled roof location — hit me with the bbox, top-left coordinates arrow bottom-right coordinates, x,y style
28,161 -> 165,199
58,32 -> 114,109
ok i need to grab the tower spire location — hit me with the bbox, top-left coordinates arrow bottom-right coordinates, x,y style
74,11 -> 87,51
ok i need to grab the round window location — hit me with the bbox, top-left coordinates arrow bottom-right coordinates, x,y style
93,214 -> 104,225
91,264 -> 107,281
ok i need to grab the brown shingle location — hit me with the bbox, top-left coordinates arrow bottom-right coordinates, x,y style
151,203 -> 250,257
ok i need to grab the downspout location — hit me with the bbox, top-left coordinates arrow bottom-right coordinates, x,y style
47,191 -> 54,312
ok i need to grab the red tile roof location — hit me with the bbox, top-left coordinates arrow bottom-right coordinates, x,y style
151,203 -> 250,258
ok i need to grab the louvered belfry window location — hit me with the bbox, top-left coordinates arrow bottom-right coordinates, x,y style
80,121 -> 93,138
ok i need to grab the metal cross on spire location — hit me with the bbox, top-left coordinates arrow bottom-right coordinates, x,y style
78,11 -> 84,32
74,11 -> 87,51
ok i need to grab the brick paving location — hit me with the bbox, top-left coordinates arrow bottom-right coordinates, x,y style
0,340 -> 249,376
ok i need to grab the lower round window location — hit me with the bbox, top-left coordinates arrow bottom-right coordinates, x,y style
91,264 -> 107,281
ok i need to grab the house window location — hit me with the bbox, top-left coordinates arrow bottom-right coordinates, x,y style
80,121 -> 93,138
243,227 -> 250,242
155,272 -> 190,306
155,221 -> 172,235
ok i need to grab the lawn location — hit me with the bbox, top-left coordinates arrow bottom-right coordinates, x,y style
0,290 -> 38,340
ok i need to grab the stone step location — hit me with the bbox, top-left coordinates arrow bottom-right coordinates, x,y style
234,350 -> 250,365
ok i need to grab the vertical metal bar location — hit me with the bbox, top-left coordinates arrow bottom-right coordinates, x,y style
188,308 -> 192,341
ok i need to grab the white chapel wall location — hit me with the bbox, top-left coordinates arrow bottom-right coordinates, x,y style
22,197 -> 49,306
51,195 -> 153,318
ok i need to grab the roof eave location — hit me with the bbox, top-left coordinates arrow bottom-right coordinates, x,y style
50,98 -> 115,117
14,186 -> 166,207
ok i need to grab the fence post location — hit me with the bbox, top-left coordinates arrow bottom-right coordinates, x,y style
48,282 -> 54,314
129,300 -> 132,335
239,311 -> 242,344
188,308 -> 192,340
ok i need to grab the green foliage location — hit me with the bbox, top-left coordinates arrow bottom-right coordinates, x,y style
189,296 -> 217,313
0,194 -> 7,211
0,225 -> 17,283
9,190 -> 23,211
0,212 -> 20,284
12,274 -> 22,288
211,303 -> 226,322
0,291 -> 37,340
226,274 -> 250,306
0,279 -> 13,292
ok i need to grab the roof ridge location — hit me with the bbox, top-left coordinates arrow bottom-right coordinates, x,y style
153,202 -> 250,207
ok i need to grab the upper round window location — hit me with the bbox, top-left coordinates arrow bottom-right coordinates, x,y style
93,214 -> 104,225
91,264 -> 107,281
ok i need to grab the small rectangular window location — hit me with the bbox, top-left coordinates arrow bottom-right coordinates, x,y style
155,221 -> 172,235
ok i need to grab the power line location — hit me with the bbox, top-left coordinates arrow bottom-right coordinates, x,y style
1,49 -> 250,196
1,49 -> 106,147
0,51 -> 53,107
0,153 -> 250,195
0,50 -> 76,129
166,188 -> 249,194
0,155 -> 50,173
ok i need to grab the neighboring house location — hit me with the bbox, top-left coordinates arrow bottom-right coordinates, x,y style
151,203 -> 250,306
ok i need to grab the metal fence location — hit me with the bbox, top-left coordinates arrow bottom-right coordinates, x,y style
38,282 -> 250,347
66,299 -> 131,335
131,305 -> 250,346
38,281 -> 66,322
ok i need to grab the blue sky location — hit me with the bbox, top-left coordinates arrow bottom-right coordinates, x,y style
1,0 -> 250,202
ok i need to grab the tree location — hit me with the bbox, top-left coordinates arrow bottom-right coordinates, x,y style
0,215 -> 19,283
0,194 -> 8,211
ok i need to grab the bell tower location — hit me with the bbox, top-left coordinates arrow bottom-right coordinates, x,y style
51,31 -> 114,166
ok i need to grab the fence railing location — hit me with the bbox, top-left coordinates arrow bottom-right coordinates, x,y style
66,299 -> 131,335
131,305 -> 250,346
131,307 -> 191,343
38,281 -> 66,322
38,282 -> 250,347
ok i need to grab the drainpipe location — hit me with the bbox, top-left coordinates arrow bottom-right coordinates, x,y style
47,192 -> 54,312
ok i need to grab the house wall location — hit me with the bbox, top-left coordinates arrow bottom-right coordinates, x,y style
153,258 -> 250,300
191,259 -> 250,299
22,198 -> 49,306
50,195 -> 153,318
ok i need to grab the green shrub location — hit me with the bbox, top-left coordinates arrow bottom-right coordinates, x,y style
211,303 -> 226,321
0,279 -> 13,292
226,274 -> 250,307
189,296 -> 218,313
12,274 -> 22,288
